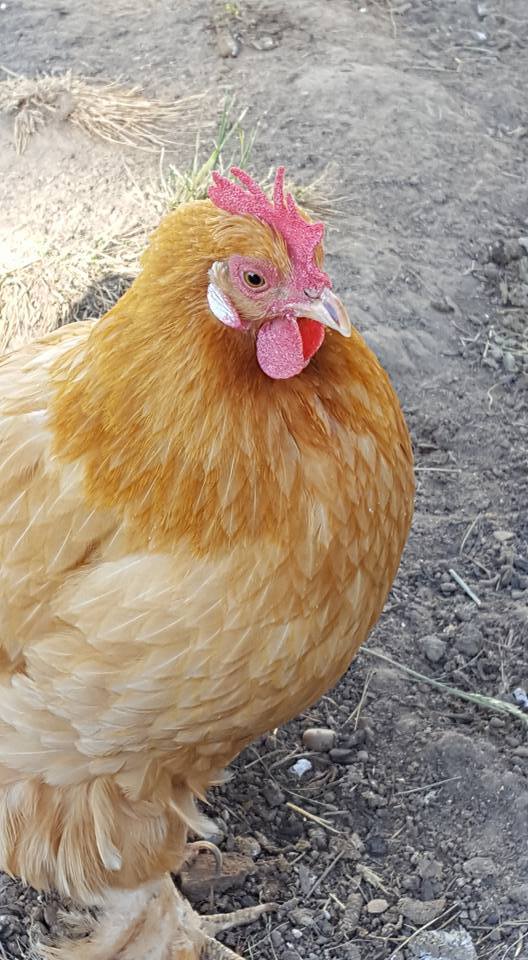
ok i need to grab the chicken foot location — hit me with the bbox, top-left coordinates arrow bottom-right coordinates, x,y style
181,842 -> 277,957
201,904 -> 277,936
39,876 -> 276,960
201,902 -> 277,959
181,841 -> 276,959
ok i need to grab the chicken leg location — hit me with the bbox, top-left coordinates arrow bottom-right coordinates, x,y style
40,874 -> 276,960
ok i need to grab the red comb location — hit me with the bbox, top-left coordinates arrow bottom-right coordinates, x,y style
209,166 -> 330,292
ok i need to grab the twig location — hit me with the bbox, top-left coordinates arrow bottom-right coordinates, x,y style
448,568 -> 482,607
415,466 -> 462,474
282,783 -> 351,812
243,747 -> 288,770
285,801 -> 342,835
329,891 -> 347,910
394,776 -> 461,797
307,848 -> 345,898
476,919 -> 528,948
357,863 -> 389,893
384,0 -> 397,39
341,670 -> 373,729
460,515 -> 480,555
388,904 -> 459,958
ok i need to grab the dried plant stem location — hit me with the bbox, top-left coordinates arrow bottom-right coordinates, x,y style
363,648 -> 528,726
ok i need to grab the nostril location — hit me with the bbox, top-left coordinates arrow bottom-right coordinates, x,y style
304,288 -> 321,300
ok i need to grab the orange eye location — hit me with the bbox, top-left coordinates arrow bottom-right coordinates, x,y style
243,271 -> 266,289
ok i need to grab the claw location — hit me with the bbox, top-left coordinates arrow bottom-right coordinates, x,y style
186,840 -> 223,876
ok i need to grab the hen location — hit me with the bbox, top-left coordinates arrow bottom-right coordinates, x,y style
0,167 -> 414,959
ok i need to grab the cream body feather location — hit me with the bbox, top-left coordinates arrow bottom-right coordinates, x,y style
0,202 -> 413,909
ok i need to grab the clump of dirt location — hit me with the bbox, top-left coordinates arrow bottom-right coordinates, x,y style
0,1 -> 527,958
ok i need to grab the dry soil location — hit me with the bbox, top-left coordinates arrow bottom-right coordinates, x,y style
0,2 -> 527,959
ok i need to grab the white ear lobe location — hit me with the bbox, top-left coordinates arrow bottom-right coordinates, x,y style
207,283 -> 244,329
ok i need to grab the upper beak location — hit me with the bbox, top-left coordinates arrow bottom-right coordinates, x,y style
291,288 -> 352,338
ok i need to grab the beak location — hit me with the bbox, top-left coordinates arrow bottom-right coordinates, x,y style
291,288 -> 352,338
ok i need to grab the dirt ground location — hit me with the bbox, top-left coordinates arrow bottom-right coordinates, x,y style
1,1 -> 528,958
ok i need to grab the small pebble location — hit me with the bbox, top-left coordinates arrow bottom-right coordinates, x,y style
430,297 -> 455,314
329,748 -> 356,764
263,785 -> 284,806
416,855 -> 443,880
290,758 -> 313,777
513,688 -> 528,710
342,947 -> 361,960
454,625 -> 481,656
463,856 -> 495,878
493,529 -> 514,543
252,35 -> 276,50
407,928 -> 477,960
508,883 -> 528,905
503,352 -> 517,374
440,582 -> 456,595
455,606 -> 474,623
302,727 -> 336,752
215,28 -> 240,58
420,634 -> 447,663
366,834 -> 387,856
308,827 -> 328,851
233,836 -> 261,859
398,896 -> 446,924
420,878 -> 437,900
490,239 -> 522,265
366,898 -> 389,914
483,262 -> 499,279
290,907 -> 315,927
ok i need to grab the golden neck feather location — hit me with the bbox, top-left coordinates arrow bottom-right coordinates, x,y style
50,202 -> 410,556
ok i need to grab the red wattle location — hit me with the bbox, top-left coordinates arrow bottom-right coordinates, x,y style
256,317 -> 324,380
297,317 -> 325,360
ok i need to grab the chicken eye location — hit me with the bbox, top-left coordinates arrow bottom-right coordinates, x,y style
243,271 -> 266,290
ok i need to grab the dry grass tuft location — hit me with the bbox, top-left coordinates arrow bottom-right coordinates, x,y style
364,648 -> 528,728
0,225 -> 147,353
0,68 -> 206,154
